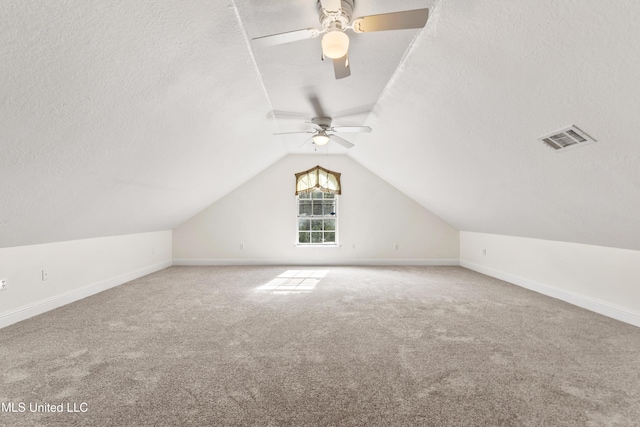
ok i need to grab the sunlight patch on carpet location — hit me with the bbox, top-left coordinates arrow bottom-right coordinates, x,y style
256,270 -> 328,294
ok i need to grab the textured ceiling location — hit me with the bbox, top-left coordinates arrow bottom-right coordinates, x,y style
2,0 -> 640,251
348,0 -> 640,251
1,0 -> 286,247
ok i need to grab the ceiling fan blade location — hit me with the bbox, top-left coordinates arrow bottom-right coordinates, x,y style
330,135 -> 355,149
333,54 -> 351,80
252,28 -> 320,47
274,131 -> 315,135
332,125 -> 372,133
320,0 -> 342,14
352,8 -> 429,33
308,94 -> 327,118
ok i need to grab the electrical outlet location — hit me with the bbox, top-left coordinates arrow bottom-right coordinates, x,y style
394,244 -> 399,250
240,243 -> 245,250
0,279 -> 6,291
42,269 -> 49,281
483,248 -> 487,256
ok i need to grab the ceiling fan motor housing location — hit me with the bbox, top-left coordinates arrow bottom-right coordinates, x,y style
317,0 -> 354,29
311,117 -> 333,129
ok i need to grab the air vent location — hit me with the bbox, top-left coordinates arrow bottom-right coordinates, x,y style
538,125 -> 597,152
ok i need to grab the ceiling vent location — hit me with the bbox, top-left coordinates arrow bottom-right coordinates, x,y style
538,125 -> 597,152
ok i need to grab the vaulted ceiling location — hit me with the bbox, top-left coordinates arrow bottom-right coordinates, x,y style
2,0 -> 640,251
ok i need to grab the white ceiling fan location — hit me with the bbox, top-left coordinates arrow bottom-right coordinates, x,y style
252,0 -> 429,79
273,94 -> 371,149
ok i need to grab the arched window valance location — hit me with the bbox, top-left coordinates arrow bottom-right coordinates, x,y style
295,165 -> 341,195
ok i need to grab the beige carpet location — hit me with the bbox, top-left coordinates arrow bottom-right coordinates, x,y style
1,265 -> 639,426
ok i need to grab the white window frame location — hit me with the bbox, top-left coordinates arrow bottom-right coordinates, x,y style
295,190 -> 339,246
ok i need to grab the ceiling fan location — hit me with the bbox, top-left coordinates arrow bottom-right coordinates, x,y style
273,94 -> 371,149
252,0 -> 429,79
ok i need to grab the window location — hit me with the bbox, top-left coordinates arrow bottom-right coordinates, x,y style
295,166 -> 340,246
297,191 -> 337,244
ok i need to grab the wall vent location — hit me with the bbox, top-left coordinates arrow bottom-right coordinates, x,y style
537,125 -> 597,152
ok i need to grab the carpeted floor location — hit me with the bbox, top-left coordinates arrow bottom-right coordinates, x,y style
1,265 -> 639,426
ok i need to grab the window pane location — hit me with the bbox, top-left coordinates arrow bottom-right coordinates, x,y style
324,193 -> 335,199
298,219 -> 310,231
322,201 -> 335,215
324,219 -> 335,231
299,193 -> 311,199
299,200 -> 311,216
312,191 -> 324,199
311,219 -> 324,231
298,232 -> 310,243
324,232 -> 335,243
312,202 -> 323,216
311,232 -> 323,243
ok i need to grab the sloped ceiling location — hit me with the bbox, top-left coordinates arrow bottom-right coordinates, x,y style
1,0 -> 286,247
2,0 -> 640,251
348,0 -> 640,251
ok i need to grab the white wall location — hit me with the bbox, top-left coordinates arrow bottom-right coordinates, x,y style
173,155 -> 459,264
460,231 -> 640,327
0,230 -> 172,329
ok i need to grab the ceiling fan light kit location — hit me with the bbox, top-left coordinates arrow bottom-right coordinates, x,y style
321,30 -> 349,59
312,131 -> 330,146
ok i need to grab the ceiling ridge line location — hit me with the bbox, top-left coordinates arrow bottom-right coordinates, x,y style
228,0 -> 275,118
373,0 -> 447,112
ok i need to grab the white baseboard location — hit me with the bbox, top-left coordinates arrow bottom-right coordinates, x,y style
173,258 -> 460,266
0,260 -> 172,330
461,260 -> 640,328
